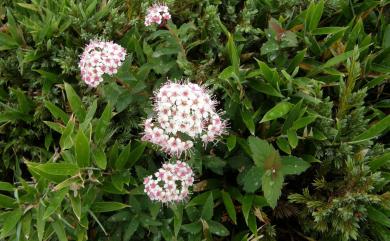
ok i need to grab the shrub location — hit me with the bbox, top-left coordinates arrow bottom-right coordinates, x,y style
0,0 -> 389,240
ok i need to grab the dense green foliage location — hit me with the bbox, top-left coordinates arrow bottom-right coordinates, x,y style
0,0 -> 389,240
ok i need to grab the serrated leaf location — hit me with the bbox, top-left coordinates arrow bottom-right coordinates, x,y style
243,166 -> 264,193
281,156 -> 310,175
262,170 -> 284,208
75,129 -> 90,167
221,191 -> 237,224
260,102 -> 292,123
248,136 -> 274,167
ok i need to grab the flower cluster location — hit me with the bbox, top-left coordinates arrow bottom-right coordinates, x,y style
144,161 -> 194,203
142,82 -> 227,156
144,4 -> 171,26
79,40 -> 126,87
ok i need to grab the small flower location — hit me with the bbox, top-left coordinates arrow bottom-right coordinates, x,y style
142,81 -> 227,157
144,3 -> 171,26
79,40 -> 126,87
144,161 -> 194,203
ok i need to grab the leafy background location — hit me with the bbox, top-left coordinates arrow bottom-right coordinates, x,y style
0,0 -> 389,240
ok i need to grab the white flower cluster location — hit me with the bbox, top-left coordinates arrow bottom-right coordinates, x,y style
144,161 -> 194,203
79,40 -> 126,87
144,4 -> 171,26
142,82 -> 227,157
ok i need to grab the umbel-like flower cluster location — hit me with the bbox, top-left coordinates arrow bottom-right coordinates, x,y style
144,161 -> 194,203
79,40 -> 126,87
142,82 -> 227,157
144,3 -> 171,26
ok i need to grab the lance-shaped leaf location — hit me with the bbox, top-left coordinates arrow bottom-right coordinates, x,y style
281,156 -> 310,175
75,128 -> 90,167
260,102 -> 292,123
262,170 -> 284,208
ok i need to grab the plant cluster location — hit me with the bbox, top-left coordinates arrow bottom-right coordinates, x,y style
0,0 -> 389,241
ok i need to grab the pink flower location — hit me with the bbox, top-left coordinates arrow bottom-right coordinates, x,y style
142,81 -> 227,157
144,4 -> 171,26
144,161 -> 194,203
79,40 -> 126,87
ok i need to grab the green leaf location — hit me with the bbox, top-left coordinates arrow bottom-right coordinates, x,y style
227,33 -> 240,74
221,191 -> 237,224
93,147 -> 107,170
64,83 -> 86,121
282,100 -> 304,133
227,135 -> 236,151
208,220 -> 230,237
312,27 -> 348,35
369,152 -> 390,171
248,82 -> 283,98
292,115 -> 317,130
115,143 -> 131,170
262,170 -> 284,208
95,103 -> 112,143
44,101 -> 69,123
287,129 -> 298,148
241,107 -> 255,135
36,204 -> 45,241
260,102 -> 292,123
0,194 -> 16,208
248,136 -> 274,167
127,142 -> 147,168
124,218 -> 139,240
75,129 -> 90,167
33,162 -> 79,176
322,45 -> 370,68
354,115 -> 390,141
281,156 -> 310,175
367,206 -> 390,228
70,195 -> 82,221
43,188 -> 68,219
173,204 -> 183,237
276,137 -> 291,154
44,121 -> 65,134
181,221 -> 202,234
243,166 -> 264,193
0,182 -> 14,192
241,194 -> 253,225
51,220 -> 68,241
80,99 -> 98,130
59,117 -> 75,150
201,192 -> 214,220
287,48 -> 307,73
91,202 -> 129,212
309,0 -> 324,31
0,209 -> 22,238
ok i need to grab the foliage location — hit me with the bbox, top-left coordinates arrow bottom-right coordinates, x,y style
0,0 -> 389,240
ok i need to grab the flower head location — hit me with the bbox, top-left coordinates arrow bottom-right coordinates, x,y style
142,81 -> 227,157
144,3 -> 171,26
79,40 -> 126,87
144,161 -> 194,203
